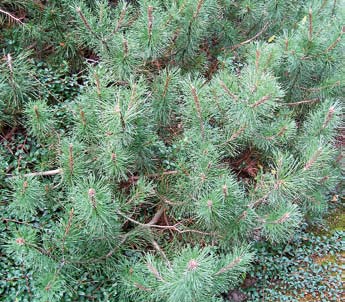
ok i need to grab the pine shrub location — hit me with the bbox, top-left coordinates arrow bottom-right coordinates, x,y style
1,1 -> 344,301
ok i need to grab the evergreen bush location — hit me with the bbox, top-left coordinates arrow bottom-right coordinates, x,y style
1,0 -> 344,301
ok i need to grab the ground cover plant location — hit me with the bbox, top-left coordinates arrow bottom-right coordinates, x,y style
244,202 -> 345,302
0,1 -> 344,301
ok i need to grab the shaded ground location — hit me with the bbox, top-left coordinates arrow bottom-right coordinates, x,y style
242,197 -> 344,302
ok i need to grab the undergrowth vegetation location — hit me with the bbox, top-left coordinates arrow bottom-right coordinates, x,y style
0,1 -> 344,301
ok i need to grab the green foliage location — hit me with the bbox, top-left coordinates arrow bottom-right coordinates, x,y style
0,52 -> 38,124
1,0 -> 344,301
24,100 -> 55,140
9,177 -> 45,219
245,227 -> 344,302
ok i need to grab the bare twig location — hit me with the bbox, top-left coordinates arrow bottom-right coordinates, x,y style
0,8 -> 24,24
215,256 -> 242,275
219,80 -> 239,100
3,218 -> 32,226
308,8 -> 313,41
147,207 -> 165,225
285,98 -> 320,106
129,170 -> 178,181
7,168 -> 62,178
251,95 -> 271,108
117,211 -> 212,235
152,240 -> 172,268
190,85 -> 205,139
230,22 -> 269,51
146,261 -> 165,282
221,125 -> 247,146
304,147 -> 322,171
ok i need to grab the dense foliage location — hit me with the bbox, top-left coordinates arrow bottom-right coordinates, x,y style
246,225 -> 344,302
1,0 -> 344,301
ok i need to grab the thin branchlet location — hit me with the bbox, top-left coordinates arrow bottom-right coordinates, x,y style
80,109 -> 86,127
33,105 -> 39,119
190,85 -> 205,139
147,6 -> 153,41
76,7 -> 110,52
193,0 -> 205,19
215,256 -> 242,275
162,75 -> 171,99
304,147 -> 322,171
308,8 -> 313,41
68,144 -> 74,175
94,73 -> 101,97
274,212 -> 290,224
88,188 -> 97,208
326,26 -> 345,52
147,262 -> 165,282
123,38 -> 129,56
219,80 -> 238,100
251,95 -> 271,108
322,106 -> 335,129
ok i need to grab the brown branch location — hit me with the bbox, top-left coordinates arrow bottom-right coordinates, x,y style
112,4 -> 127,34
3,218 -> 33,226
299,81 -> 341,92
251,95 -> 271,108
147,207 -> 165,225
248,190 -> 273,209
221,125 -> 247,146
190,85 -> 205,139
273,212 -> 290,224
117,211 -> 213,235
322,106 -> 335,129
0,8 -> 24,25
219,80 -> 238,100
264,126 -> 287,141
193,0 -> 205,19
147,6 -> 153,39
303,148 -> 322,171
129,170 -> 178,181
122,38 -> 129,56
308,8 -> 313,41
61,208 -> 74,254
152,240 -> 172,268
326,26 -> 345,52
215,256 -> 242,275
230,22 -> 269,51
7,168 -> 63,178
162,75 -> 171,99
76,7 -> 110,52
285,98 -> 320,106
147,261 -> 165,282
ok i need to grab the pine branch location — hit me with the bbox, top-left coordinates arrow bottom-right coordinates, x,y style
221,125 -> 247,146
308,8 -> 313,41
219,80 -> 239,100
215,256 -> 242,275
128,170 -> 179,181
8,169 -> 178,179
230,22 -> 269,51
152,240 -> 172,268
7,168 -> 62,178
117,211 -> 213,235
326,26 -> 345,52
285,98 -> 320,106
303,147 -> 322,171
0,8 -> 24,24
251,95 -> 271,108
322,106 -> 335,129
190,85 -> 205,139
76,7 -> 111,52
146,261 -> 165,282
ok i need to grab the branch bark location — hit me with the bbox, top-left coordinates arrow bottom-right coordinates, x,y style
0,8 -> 24,25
